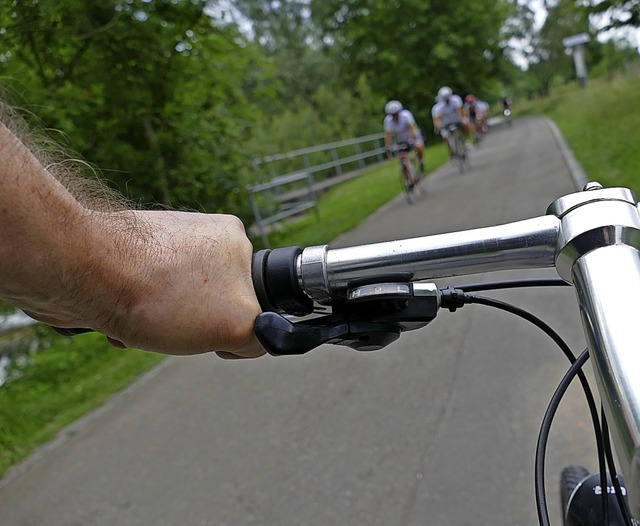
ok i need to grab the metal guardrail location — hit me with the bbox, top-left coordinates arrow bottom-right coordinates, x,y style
253,133 -> 386,175
248,133 -> 387,247
249,171 -> 319,247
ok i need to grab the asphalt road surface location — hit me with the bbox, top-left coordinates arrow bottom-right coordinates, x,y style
0,116 -> 600,526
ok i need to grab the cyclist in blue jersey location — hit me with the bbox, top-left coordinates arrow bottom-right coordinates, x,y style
383,100 -> 425,174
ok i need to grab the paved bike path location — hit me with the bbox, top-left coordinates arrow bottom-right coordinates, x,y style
0,116 -> 596,526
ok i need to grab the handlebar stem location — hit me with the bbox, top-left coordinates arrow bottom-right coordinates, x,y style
550,185 -> 640,519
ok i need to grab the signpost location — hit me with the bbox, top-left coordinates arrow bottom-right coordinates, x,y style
562,33 -> 590,88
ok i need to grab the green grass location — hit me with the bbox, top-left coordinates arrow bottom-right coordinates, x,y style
0,332 -> 163,477
267,144 -> 450,248
517,74 -> 640,192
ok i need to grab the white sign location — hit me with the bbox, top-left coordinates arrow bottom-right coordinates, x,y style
563,33 -> 590,48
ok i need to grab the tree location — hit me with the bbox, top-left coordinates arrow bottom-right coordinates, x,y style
0,0 -> 273,218
311,0 -> 514,127
232,0 -> 384,163
589,0 -> 640,29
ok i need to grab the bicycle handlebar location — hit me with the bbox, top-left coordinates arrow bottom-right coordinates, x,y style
252,183 -> 640,519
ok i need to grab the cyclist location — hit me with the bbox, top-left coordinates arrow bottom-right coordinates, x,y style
431,86 -> 465,154
383,100 -> 425,174
476,99 -> 490,135
463,95 -> 489,143
463,94 -> 479,141
500,90 -> 512,113
0,109 -> 265,360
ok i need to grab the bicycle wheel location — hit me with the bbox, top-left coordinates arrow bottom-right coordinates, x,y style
453,135 -> 466,173
410,154 -> 425,196
446,136 -> 457,163
560,465 -> 590,525
401,162 -> 415,204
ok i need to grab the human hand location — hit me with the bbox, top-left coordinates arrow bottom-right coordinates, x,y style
32,211 -> 266,359
110,211 -> 266,359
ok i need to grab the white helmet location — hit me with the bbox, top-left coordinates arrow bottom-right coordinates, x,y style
437,86 -> 453,101
385,100 -> 403,115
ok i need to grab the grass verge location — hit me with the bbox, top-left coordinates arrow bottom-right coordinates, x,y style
0,332 -> 163,477
516,73 -> 640,192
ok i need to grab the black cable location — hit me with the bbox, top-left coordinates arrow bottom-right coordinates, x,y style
456,278 -> 570,293
534,350 -> 591,526
454,292 -> 608,526
602,412 -> 635,525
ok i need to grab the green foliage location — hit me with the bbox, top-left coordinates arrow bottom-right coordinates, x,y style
311,0 -> 514,127
0,1 -> 273,220
249,74 -> 384,167
589,0 -> 640,29
0,332 -> 164,477
588,39 -> 640,79
1,0 -> 637,223
505,0 -> 639,100
520,73 -> 640,192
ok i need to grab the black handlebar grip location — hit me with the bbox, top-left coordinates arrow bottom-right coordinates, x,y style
252,247 -> 314,316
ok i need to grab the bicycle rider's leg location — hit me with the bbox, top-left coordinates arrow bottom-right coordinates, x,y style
414,140 -> 425,174
465,120 -> 475,142
458,122 -> 469,153
401,160 -> 416,203
401,160 -> 412,190
440,128 -> 454,159
445,136 -> 455,159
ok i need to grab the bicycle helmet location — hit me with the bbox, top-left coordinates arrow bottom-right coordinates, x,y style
437,86 -> 452,101
385,100 -> 403,115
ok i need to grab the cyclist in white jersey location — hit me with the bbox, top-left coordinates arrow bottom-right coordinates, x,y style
463,94 -> 489,142
475,99 -> 490,134
431,86 -> 464,135
383,100 -> 425,174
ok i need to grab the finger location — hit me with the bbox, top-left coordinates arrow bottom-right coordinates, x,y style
215,351 -> 247,360
107,336 -> 127,349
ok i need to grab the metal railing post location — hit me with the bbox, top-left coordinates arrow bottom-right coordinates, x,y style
332,148 -> 343,176
249,190 -> 269,247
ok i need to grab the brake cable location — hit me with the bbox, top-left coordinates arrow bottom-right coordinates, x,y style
439,280 -> 618,526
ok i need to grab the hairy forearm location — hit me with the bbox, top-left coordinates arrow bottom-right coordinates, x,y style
1,122 -> 95,303
0,120 -> 264,357
0,121 -> 138,325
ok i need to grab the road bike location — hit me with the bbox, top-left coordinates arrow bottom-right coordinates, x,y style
251,182 -> 640,526
390,142 -> 423,204
502,101 -> 513,127
504,107 -> 513,126
440,123 -> 469,173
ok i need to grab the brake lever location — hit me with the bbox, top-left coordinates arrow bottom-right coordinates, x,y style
255,312 -> 402,355
255,282 -> 440,356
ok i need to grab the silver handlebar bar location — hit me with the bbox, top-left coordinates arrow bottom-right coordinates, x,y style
292,184 -> 640,519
